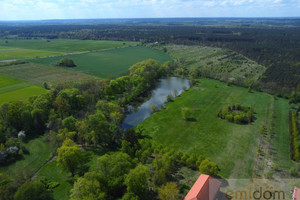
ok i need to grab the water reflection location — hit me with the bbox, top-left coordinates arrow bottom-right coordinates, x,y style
122,77 -> 190,129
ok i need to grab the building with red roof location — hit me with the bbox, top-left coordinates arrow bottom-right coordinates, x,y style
184,174 -> 222,200
293,187 -> 300,200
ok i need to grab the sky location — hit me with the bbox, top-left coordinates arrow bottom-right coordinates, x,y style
0,0 -> 299,20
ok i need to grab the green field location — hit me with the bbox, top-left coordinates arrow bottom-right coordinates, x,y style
0,39 -> 138,53
0,137 -> 51,177
0,63 -> 98,87
0,74 -> 47,104
139,78 -> 290,178
30,46 -> 173,78
0,46 -> 63,61
0,39 -> 138,61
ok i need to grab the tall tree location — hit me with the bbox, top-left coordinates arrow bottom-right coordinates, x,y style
124,164 -> 149,198
56,142 -> 86,176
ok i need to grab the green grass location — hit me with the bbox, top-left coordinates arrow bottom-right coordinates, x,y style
0,63 -> 99,87
0,74 -> 47,105
139,78 -> 288,178
36,159 -> 72,200
0,73 -> 22,88
36,150 -> 103,200
272,98 -> 294,170
0,137 -> 51,177
0,39 -> 138,53
30,46 -> 173,78
0,47 -> 62,61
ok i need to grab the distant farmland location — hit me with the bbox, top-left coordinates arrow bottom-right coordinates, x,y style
30,46 -> 173,78
0,63 -> 99,87
0,39 -> 138,61
0,74 -> 46,105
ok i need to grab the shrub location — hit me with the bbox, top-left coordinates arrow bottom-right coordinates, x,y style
289,167 -> 298,177
158,182 -> 180,200
166,94 -> 173,103
199,159 -> 220,177
181,107 -> 191,121
151,104 -> 159,113
56,57 -> 76,67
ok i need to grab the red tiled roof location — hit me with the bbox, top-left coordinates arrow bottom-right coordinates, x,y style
293,187 -> 300,200
184,174 -> 222,200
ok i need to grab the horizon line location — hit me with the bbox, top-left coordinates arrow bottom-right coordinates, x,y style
1,16 -> 300,22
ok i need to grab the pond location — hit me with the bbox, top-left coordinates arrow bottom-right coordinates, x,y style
122,77 -> 190,129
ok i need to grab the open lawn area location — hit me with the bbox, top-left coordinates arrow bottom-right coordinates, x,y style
35,159 -> 72,200
0,74 -> 47,105
139,78 -> 290,178
0,137 -> 51,177
30,46 -> 173,78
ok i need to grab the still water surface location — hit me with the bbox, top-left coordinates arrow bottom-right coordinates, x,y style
122,77 -> 190,129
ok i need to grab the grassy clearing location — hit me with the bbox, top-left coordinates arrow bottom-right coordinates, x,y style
0,74 -> 47,104
0,63 -> 98,87
0,137 -> 51,177
30,46 -> 173,78
164,45 -> 266,86
36,150 -> 103,200
272,98 -> 294,170
36,159 -> 72,200
139,78 -> 284,178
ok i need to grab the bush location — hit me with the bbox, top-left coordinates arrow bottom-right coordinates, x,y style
199,159 -> 220,177
289,167 -> 298,177
56,57 -> 76,67
151,104 -> 159,113
264,171 -> 273,179
166,94 -> 173,103
158,182 -> 180,200
181,107 -> 191,121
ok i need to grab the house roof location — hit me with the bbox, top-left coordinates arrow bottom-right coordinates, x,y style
184,174 -> 222,200
293,187 -> 300,200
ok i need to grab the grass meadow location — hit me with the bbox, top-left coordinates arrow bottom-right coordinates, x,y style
30,46 -> 173,78
139,78 -> 290,178
0,64 -> 98,87
0,74 -> 46,104
0,39 -> 139,61
36,159 -> 72,200
0,46 -> 63,61
0,137 -> 51,177
0,39 -> 138,53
